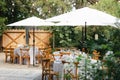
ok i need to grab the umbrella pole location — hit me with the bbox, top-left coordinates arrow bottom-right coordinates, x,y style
85,22 -> 87,41
53,33 -> 55,49
25,27 -> 29,45
82,27 -> 84,48
85,22 -> 87,53
82,22 -> 87,52
33,27 -> 35,66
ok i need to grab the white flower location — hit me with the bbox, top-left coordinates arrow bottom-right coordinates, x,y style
63,63 -> 74,71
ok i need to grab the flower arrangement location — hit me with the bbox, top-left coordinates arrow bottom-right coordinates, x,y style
61,51 -> 102,80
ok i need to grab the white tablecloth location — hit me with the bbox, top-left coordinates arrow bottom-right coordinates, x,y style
29,46 -> 39,65
53,61 -> 63,80
52,50 -> 100,80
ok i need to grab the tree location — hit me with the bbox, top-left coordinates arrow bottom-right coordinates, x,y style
111,29 -> 120,52
72,0 -> 98,9
33,0 -> 73,19
5,0 -> 36,24
0,0 -> 7,35
92,0 -> 120,18
88,0 -> 120,54
1,0 -> 40,26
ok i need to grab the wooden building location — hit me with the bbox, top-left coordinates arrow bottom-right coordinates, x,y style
2,29 -> 52,49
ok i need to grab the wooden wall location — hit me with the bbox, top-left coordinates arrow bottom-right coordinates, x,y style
2,29 -> 52,49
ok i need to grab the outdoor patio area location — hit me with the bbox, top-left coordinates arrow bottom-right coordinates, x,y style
0,52 -> 42,80
1,1 -> 120,80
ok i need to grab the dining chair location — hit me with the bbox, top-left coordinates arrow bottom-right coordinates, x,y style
3,47 -> 14,63
42,48 -> 55,62
92,50 -> 101,60
60,52 -> 70,58
35,48 -> 45,64
10,48 -> 14,63
13,48 -> 20,64
62,61 -> 79,80
42,58 -> 59,80
35,53 -> 42,64
44,48 -> 52,58
20,48 -> 30,66
13,54 -> 19,64
53,53 -> 62,61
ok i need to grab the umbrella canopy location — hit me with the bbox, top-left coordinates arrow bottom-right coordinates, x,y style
7,16 -> 55,27
7,16 -> 54,66
46,7 -> 119,27
115,20 -> 120,27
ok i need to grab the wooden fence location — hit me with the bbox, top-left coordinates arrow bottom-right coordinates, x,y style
2,29 -> 52,49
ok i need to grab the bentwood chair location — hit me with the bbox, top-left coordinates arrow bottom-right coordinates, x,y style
62,61 -> 79,80
60,52 -> 70,58
35,48 -> 43,64
92,50 -> 101,60
13,53 -> 20,64
13,48 -> 20,64
4,47 -> 14,63
35,53 -> 42,64
42,58 -> 59,80
10,48 -> 14,63
20,48 -> 30,66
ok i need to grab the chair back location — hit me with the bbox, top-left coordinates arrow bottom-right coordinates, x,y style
20,48 -> 29,56
62,61 -> 79,80
42,58 -> 51,70
3,47 -> 14,63
42,58 -> 59,80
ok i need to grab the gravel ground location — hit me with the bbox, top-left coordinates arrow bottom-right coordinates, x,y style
0,52 -> 42,80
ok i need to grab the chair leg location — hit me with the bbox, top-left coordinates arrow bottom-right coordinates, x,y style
21,58 -> 23,64
63,70 -> 65,80
27,58 -> 30,66
10,57 -> 13,63
28,59 -> 30,66
5,55 -> 7,62
17,57 -> 20,64
56,75 -> 59,80
42,73 -> 45,80
42,74 -> 43,80
20,56 -> 22,64
38,57 -> 41,64
43,74 -> 50,80
13,57 -> 15,63
48,74 -> 50,80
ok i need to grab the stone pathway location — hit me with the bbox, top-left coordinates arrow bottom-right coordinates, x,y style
0,68 -> 41,80
0,52 -> 42,80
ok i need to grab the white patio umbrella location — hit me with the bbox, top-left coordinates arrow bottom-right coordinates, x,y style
115,20 -> 120,27
46,7 -> 119,27
46,7 -> 119,50
7,16 -> 55,26
7,16 -> 55,66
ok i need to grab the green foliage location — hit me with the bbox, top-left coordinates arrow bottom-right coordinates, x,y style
76,55 -> 83,62
49,26 -> 83,48
0,0 -> 120,55
114,51 -> 120,57
72,0 -> 97,9
0,17 -> 7,36
0,1 -> 7,35
64,74 -> 71,80
91,0 -> 120,57
5,0 -> 35,24
86,26 -> 115,56
34,0 -> 72,19
111,29 -> 120,52
54,26 -> 74,47
103,54 -> 120,79
92,0 -> 120,18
